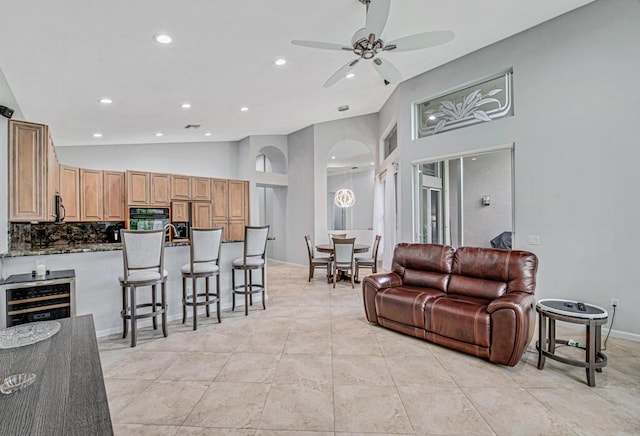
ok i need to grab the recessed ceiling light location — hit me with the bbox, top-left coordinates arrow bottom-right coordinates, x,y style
155,132 -> 164,137
274,58 -> 287,66
92,133 -> 103,138
153,34 -> 172,44
428,115 -> 436,121
181,103 -> 191,109
240,106 -> 249,112
331,156 -> 336,160
204,132 -> 212,136
99,98 -> 112,104
370,162 -> 374,165
345,73 -> 355,79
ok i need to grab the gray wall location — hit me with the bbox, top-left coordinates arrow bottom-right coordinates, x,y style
285,125 -> 315,265
463,150 -> 512,248
380,0 -> 640,337
56,141 -> 237,178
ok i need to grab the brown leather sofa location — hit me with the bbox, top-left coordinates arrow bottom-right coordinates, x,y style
362,243 -> 538,366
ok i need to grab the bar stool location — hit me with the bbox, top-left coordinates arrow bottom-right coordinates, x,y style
231,225 -> 270,316
181,227 -> 223,330
119,229 -> 168,347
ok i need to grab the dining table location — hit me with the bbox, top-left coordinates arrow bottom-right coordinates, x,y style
315,243 -> 370,283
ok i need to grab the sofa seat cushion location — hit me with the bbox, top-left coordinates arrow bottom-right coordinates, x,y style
375,286 -> 445,329
424,294 -> 491,348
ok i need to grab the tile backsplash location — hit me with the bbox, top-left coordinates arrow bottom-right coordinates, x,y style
10,222 -> 124,251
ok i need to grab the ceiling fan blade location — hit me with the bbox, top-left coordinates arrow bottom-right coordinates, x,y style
373,57 -> 402,84
384,31 -> 454,52
364,0 -> 391,38
323,59 -> 360,88
291,40 -> 352,51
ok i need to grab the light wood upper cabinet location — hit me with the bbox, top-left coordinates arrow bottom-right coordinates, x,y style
212,178 -> 229,220
103,171 -> 125,221
59,165 -> 80,221
80,169 -> 103,221
172,201 -> 189,222
126,171 -> 150,205
228,220 -> 245,241
150,173 -> 170,205
192,177 -> 211,201
8,120 -> 57,222
228,180 -> 246,220
171,174 -> 191,200
213,220 -> 228,241
192,202 -> 212,228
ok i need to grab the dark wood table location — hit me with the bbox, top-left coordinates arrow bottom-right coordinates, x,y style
0,315 -> 113,435
315,243 -> 370,254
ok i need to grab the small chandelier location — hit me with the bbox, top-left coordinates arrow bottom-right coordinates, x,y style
334,188 -> 355,208
334,104 -> 356,208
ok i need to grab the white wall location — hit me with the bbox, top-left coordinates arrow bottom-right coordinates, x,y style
379,0 -> 640,337
56,141 -> 237,178
327,167 -> 375,231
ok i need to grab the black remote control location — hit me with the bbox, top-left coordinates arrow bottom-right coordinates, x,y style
576,302 -> 587,311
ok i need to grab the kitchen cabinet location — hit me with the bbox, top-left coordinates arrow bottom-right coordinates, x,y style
212,178 -> 228,220
192,202 -> 212,228
227,220 -> 245,241
150,173 -> 170,205
126,171 -> 150,205
192,177 -> 211,201
213,220 -> 228,241
103,171 -> 125,221
171,174 -> 191,200
59,165 -> 80,221
228,180 -> 246,220
8,120 -> 58,222
172,201 -> 189,222
80,169 -> 103,221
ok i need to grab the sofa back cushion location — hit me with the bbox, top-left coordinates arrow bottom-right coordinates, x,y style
450,247 -> 538,299
392,243 -> 454,291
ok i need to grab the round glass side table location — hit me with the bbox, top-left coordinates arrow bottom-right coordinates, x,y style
536,299 -> 608,387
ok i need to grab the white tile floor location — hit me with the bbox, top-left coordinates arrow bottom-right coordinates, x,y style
100,261 -> 640,435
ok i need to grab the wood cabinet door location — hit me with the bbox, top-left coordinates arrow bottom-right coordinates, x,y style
59,165 -> 80,221
211,179 -> 228,219
213,220 -> 228,241
192,202 -> 212,228
228,220 -> 245,241
150,173 -> 170,205
228,180 -> 245,220
103,171 -> 125,221
172,201 -> 189,222
127,171 -> 150,205
192,177 -> 211,201
8,121 -> 48,221
80,169 -> 104,221
171,174 -> 191,200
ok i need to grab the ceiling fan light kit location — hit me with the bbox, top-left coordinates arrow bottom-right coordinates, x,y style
292,0 -> 454,87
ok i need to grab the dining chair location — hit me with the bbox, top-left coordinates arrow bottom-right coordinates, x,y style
304,235 -> 332,282
232,225 -> 270,315
329,233 -> 347,241
119,229 -> 168,347
180,227 -> 223,330
355,234 -> 381,281
332,237 -> 356,289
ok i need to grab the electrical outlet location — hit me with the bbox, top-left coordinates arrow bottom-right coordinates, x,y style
527,235 -> 540,245
610,298 -> 619,309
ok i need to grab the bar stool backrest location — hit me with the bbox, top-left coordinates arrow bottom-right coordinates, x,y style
121,229 -> 165,275
191,227 -> 223,265
243,225 -> 270,262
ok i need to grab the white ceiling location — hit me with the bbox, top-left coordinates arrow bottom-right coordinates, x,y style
0,0 -> 593,147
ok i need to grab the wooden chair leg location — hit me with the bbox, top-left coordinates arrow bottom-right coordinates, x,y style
333,265 -> 337,288
130,285 -> 137,348
350,267 -> 355,289
182,276 -> 187,324
121,285 -> 128,339
216,274 -> 221,323
192,276 -> 198,331
152,284 -> 158,330
161,281 -> 168,337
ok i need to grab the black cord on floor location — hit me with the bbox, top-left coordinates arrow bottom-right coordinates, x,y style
602,305 -> 616,351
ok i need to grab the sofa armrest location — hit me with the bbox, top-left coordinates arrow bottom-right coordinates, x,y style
361,272 -> 403,324
487,292 -> 536,366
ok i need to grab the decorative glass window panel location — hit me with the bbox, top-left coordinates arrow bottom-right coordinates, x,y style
416,72 -> 513,138
384,124 -> 398,159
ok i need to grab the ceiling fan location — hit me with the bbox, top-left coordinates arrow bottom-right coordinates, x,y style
292,0 -> 454,87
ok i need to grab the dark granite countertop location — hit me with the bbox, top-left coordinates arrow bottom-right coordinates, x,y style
0,239 -> 249,258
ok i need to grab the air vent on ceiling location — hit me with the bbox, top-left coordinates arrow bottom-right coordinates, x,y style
185,124 -> 201,129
